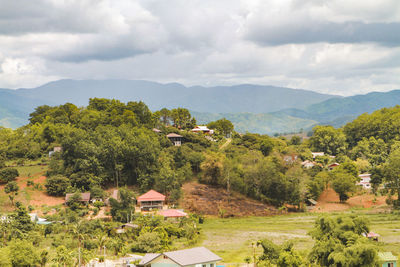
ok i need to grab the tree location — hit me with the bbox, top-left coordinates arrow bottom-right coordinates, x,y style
309,215 -> 378,267
0,247 -> 11,266
9,240 -> 40,267
331,171 -> 357,202
384,148 -> 400,207
200,152 -> 225,186
207,118 -> 234,137
110,187 -> 135,222
53,245 -> 73,267
45,175 -> 70,196
0,168 -> 19,184
4,182 -> 19,205
170,108 -> 196,129
310,126 -> 347,156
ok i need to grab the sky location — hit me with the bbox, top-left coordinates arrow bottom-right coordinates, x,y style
0,0 -> 399,96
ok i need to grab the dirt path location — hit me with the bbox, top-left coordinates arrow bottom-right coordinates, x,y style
219,138 -> 232,150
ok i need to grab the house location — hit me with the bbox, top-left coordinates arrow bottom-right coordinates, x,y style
311,152 -> 324,159
378,252 -> 397,267
49,146 -> 63,157
192,126 -> 214,135
137,190 -> 166,211
301,160 -> 315,169
158,209 -> 187,219
366,231 -> 380,241
139,247 -> 221,267
65,192 -> 91,204
283,154 -> 298,164
29,213 -> 52,225
328,162 -> 340,170
166,133 -> 183,146
153,128 -> 162,133
357,173 -> 372,189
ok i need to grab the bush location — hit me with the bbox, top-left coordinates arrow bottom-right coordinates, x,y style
45,175 -> 70,196
27,180 -> 34,187
0,168 -> 19,183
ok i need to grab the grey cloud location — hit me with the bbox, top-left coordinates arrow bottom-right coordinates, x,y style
0,0 -> 126,35
245,21 -> 400,46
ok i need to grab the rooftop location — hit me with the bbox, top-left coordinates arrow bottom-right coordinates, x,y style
166,133 -> 183,138
140,247 -> 221,266
65,192 -> 91,202
137,190 -> 166,202
378,252 -> 398,262
158,209 -> 187,218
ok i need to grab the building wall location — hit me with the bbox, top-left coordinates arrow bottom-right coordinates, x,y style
382,261 -> 397,267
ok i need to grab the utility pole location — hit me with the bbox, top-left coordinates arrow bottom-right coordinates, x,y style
103,245 -> 106,267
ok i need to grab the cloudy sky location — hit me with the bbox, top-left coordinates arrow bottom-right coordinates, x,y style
0,0 -> 399,95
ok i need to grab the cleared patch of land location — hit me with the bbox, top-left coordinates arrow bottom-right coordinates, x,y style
181,182 -> 278,216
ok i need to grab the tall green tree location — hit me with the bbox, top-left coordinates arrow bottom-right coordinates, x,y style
310,126 -> 347,155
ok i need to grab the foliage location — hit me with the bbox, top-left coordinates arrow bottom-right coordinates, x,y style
310,125 -> 347,155
309,215 -> 378,267
0,168 -> 19,184
45,175 -> 71,196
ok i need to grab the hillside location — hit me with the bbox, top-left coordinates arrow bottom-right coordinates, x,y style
0,79 -> 336,129
1,79 -> 400,134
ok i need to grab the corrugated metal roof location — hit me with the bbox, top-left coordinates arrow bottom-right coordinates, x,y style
139,253 -> 161,265
164,247 -> 221,266
65,192 -> 91,202
378,252 -> 398,262
140,247 -> 221,266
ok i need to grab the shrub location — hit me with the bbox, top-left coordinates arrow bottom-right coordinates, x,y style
0,168 -> 19,183
45,175 -> 70,196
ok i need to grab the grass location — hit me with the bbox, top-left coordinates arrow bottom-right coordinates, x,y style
200,212 -> 400,263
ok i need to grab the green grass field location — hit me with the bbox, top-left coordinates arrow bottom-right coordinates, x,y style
200,212 -> 400,263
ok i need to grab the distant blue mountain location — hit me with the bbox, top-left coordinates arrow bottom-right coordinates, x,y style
0,79 -> 399,134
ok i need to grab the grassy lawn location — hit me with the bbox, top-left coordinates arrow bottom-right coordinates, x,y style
200,211 -> 400,263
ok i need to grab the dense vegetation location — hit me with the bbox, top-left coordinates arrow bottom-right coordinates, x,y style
1,98 -> 400,265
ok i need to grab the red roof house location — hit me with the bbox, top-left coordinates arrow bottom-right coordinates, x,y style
137,190 -> 166,211
158,209 -> 187,218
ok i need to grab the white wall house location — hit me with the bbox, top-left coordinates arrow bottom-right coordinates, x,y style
357,173 -> 371,189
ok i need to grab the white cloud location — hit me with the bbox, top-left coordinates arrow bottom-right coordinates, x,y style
0,0 -> 398,95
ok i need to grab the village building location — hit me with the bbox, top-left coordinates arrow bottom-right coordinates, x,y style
137,190 -> 166,211
153,128 -> 162,133
378,252 -> 397,267
283,154 -> 298,164
139,247 -> 221,267
301,160 -> 316,169
158,209 -> 188,219
357,173 -> 372,189
49,146 -> 63,157
166,133 -> 183,146
311,152 -> 324,158
191,126 -> 214,135
328,162 -> 340,170
65,192 -> 91,204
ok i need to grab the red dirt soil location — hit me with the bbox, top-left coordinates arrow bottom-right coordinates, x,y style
312,187 -> 388,212
181,182 -> 278,217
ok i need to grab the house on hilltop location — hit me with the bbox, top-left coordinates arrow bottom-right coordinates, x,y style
139,247 -> 221,267
167,133 -> 183,146
137,190 -> 166,211
192,126 -> 214,135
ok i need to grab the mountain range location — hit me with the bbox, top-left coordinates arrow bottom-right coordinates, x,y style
0,79 -> 399,134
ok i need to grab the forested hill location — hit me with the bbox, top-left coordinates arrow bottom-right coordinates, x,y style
0,79 -> 400,134
0,79 -> 336,128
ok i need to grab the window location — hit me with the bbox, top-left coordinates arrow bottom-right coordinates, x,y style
202,265 -> 206,267
210,264 -> 214,267
388,263 -> 394,267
